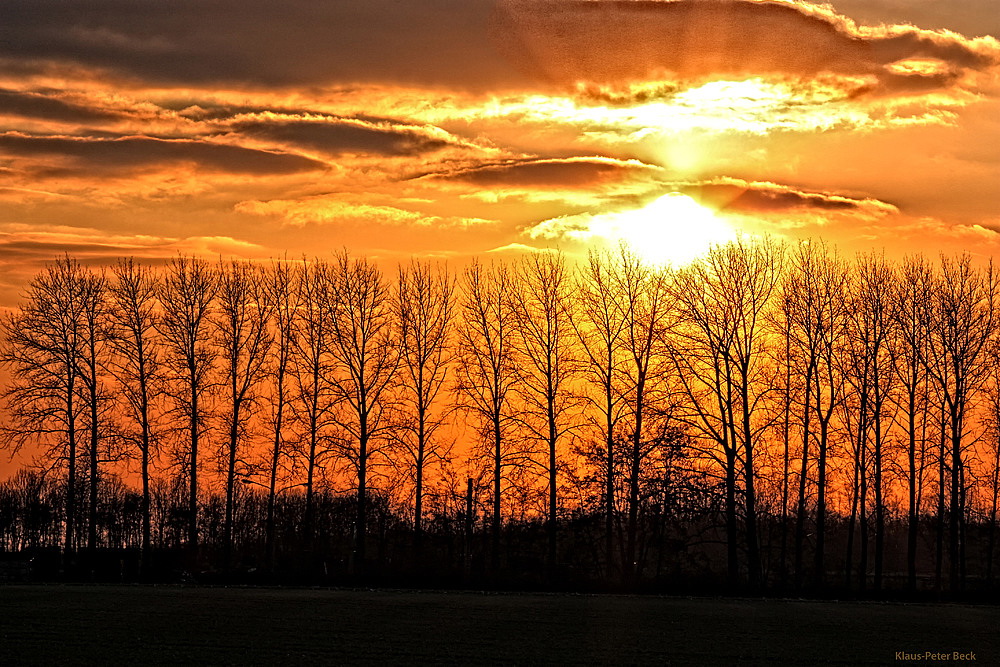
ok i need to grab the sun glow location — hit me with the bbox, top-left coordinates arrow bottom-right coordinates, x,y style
530,193 -> 736,266
593,193 -> 735,265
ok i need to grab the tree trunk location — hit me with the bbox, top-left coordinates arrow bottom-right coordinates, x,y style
859,434 -> 869,593
266,387 -> 284,571
605,380 -> 615,580
845,448 -> 859,590
906,392 -> 918,592
305,417 -> 317,548
492,414 -> 502,573
815,417 -> 829,590
88,386 -> 99,554
188,379 -> 199,551
725,447 -> 739,589
547,395 -> 558,572
949,410 -> 962,592
742,381 -> 761,589
224,400 -> 239,568
65,381 -> 77,558
794,396 -> 811,589
414,408 -> 426,554
356,418 -> 368,576
873,411 -> 884,592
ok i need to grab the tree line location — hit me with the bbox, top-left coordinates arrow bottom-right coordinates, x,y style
2,241 -> 1000,594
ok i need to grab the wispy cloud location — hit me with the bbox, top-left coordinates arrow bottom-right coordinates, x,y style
0,132 -> 326,175
236,195 -> 496,228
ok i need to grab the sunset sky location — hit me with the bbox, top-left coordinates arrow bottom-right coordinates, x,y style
2,0 -> 999,304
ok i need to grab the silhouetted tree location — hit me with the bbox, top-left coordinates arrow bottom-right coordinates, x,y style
1,257 -> 89,555
157,255 -> 217,551
614,250 -> 675,584
262,259 -> 299,567
290,258 -> 337,546
783,240 -> 847,589
455,260 -> 520,572
395,259 -> 455,553
326,250 -> 398,573
571,250 -> 628,577
510,252 -> 579,569
73,265 -> 109,553
106,258 -> 162,571
926,254 -> 996,591
673,239 -> 782,589
846,253 -> 897,591
891,255 -> 935,592
214,260 -> 273,566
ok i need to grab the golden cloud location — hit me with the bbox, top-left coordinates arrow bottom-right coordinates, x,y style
235,195 -> 496,228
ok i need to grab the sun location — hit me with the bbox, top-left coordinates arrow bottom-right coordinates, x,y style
586,193 -> 735,266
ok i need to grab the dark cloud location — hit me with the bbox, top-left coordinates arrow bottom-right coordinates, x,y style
493,0 -> 999,97
679,179 -> 897,214
229,118 -> 457,156
0,0 -> 521,90
0,133 -> 326,175
494,1 -> 868,83
1,1 -> 991,97
0,89 -> 124,123
0,240 -> 161,259
422,157 -> 659,186
871,31 -> 994,70
829,0 -> 1000,42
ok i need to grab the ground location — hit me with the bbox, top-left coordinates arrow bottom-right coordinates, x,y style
1,586 -> 997,665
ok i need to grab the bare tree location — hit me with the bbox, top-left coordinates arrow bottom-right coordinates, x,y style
925,254 -> 997,591
672,239 -> 783,589
106,258 -> 162,571
571,250 -> 628,578
455,260 -> 520,572
767,290 -> 802,589
74,266 -> 108,553
262,258 -> 299,567
214,260 -> 273,566
510,252 -> 580,569
1,257 -> 88,555
783,240 -> 847,589
157,255 -> 217,551
983,343 -> 1000,585
290,258 -> 337,546
890,255 -> 935,592
844,253 -> 897,591
394,259 -> 455,552
325,250 -> 399,573
614,250 -> 676,584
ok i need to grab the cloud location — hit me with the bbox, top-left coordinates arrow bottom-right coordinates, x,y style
2,0 -> 996,102
0,224 -> 269,260
493,0 -> 1000,97
830,1 -> 1000,41
0,88 -> 125,123
420,157 -> 662,187
0,132 -> 326,175
521,179 -> 899,256
226,115 -> 476,156
486,242 -> 558,254
0,0 -> 521,90
0,223 -> 272,304
236,195 -> 496,228
679,178 -> 899,216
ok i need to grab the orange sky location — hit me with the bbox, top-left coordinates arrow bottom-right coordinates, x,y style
1,0 -> 999,305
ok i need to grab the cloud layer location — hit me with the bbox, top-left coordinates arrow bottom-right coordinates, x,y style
0,0 -> 998,302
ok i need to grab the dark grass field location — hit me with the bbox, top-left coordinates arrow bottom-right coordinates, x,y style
1,586 -> 997,665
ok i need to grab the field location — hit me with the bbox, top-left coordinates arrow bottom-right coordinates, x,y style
1,586 -> 997,665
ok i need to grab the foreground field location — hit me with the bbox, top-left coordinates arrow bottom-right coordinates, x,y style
1,586 -> 997,665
